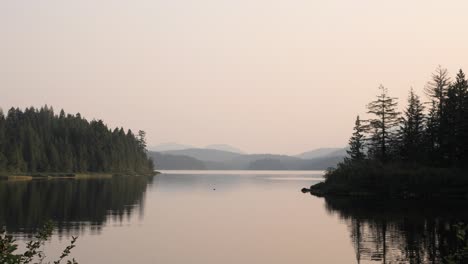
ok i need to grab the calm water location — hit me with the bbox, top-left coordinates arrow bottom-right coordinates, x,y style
1,171 -> 467,263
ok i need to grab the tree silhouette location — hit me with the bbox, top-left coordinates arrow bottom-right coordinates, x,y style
366,85 -> 400,162
399,88 -> 425,162
346,116 -> 366,162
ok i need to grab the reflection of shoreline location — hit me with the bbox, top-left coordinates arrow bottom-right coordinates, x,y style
322,197 -> 468,263
0,176 -> 154,236
159,170 -> 325,175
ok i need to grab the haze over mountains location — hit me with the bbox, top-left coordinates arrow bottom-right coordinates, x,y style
149,143 -> 244,153
296,148 -> 347,159
148,144 -> 346,170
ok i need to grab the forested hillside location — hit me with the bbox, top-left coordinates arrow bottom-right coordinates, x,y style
151,148 -> 345,170
149,152 -> 206,170
0,106 -> 154,174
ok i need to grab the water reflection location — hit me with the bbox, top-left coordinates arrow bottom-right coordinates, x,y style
0,176 -> 154,235
322,196 -> 468,263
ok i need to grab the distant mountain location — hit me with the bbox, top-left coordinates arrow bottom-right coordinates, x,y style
300,156 -> 347,170
149,143 -> 244,154
248,159 -> 286,170
229,154 -> 301,169
245,155 -> 345,171
296,148 -> 346,159
205,144 -> 244,154
149,143 -> 194,152
148,152 -> 206,170
151,146 -> 347,171
161,148 -> 241,163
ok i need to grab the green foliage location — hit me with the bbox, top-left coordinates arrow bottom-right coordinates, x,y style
445,223 -> 468,264
0,221 -> 78,264
0,106 -> 154,174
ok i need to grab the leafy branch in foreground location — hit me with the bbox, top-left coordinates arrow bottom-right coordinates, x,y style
445,223 -> 468,264
0,221 -> 78,264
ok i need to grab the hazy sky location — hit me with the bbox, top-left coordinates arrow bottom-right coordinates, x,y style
1,0 -> 468,155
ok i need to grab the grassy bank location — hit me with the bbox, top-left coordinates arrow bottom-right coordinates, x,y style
305,161 -> 468,199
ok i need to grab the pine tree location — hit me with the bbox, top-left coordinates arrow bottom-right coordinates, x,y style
424,66 -> 451,162
47,144 -> 60,171
366,85 -> 400,162
424,100 -> 439,163
347,116 -> 366,161
424,65 -> 451,116
137,130 -> 147,151
445,84 -> 459,164
399,88 -> 425,162
0,109 -> 6,171
450,70 -> 468,165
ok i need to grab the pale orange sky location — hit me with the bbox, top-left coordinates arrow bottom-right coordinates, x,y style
1,0 -> 468,155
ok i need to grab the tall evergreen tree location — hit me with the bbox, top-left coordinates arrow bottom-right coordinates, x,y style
137,130 -> 147,151
424,100 -> 439,163
346,116 -> 366,161
0,109 -> 6,171
424,65 -> 451,116
399,88 -> 425,162
424,66 -> 451,161
366,85 -> 400,162
449,69 -> 468,165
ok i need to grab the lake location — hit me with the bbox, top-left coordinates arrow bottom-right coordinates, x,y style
1,170 -> 467,263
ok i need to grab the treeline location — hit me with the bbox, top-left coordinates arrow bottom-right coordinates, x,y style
310,66 -> 468,197
346,66 -> 468,167
0,106 -> 154,174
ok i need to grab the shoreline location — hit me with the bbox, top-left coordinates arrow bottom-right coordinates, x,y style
302,181 -> 468,200
0,171 -> 159,181
304,161 -> 468,200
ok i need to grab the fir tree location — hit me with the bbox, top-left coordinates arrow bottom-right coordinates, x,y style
347,116 -> 366,161
399,88 -> 425,162
424,65 -> 451,116
424,100 -> 439,163
424,66 -> 451,162
0,109 -> 6,171
137,130 -> 147,151
366,85 -> 400,162
449,69 -> 468,165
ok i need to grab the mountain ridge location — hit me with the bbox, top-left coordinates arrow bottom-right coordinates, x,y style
151,147 -> 347,170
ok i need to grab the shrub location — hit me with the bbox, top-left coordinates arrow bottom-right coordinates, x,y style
0,221 -> 78,264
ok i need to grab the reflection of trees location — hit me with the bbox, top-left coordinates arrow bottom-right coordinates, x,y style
0,176 -> 154,235
323,197 -> 468,264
